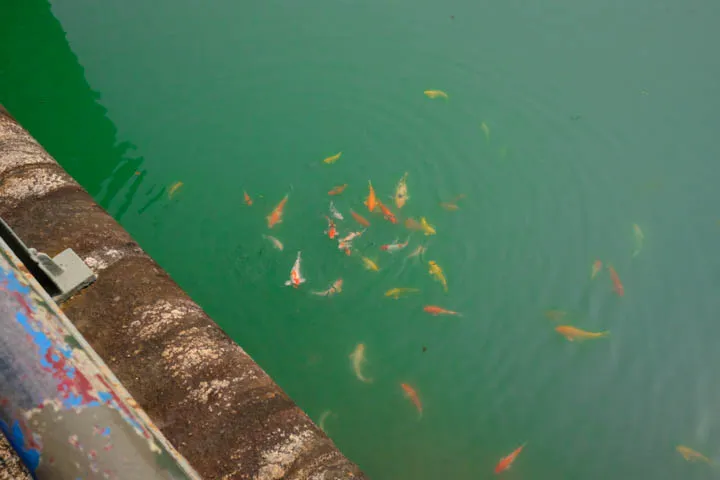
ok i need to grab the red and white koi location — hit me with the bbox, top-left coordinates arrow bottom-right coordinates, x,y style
284,251 -> 306,288
380,238 -> 409,253
338,229 -> 365,255
329,201 -> 344,220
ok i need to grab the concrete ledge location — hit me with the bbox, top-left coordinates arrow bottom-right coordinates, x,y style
0,109 -> 367,479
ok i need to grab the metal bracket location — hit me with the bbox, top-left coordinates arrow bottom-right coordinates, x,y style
0,217 -> 96,303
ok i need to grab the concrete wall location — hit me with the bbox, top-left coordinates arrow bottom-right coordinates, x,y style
0,106 -> 367,479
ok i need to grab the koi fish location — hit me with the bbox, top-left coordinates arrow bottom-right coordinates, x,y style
394,172 -> 409,208
632,223 -> 644,257
377,201 -> 397,224
405,218 -> 423,231
440,194 -> 465,211
481,121 -> 490,141
424,90 -> 448,99
385,288 -> 420,299
676,445 -> 712,464
440,202 -> 459,211
423,305 -> 460,316
338,229 -> 365,255
312,278 -> 343,297
324,216 -> 338,239
591,260 -> 602,279
401,383 -> 423,417
406,244 -> 427,261
349,343 -> 372,383
329,201 -> 343,220
494,443 -> 525,474
420,217 -> 437,236
168,181 -> 184,199
555,325 -> 609,341
351,209 -> 370,227
243,190 -> 253,206
380,238 -> 409,253
323,151 -> 342,164
267,194 -> 289,229
262,234 -> 284,251
362,257 -> 379,271
328,184 -> 347,196
365,181 -> 378,212
318,410 -> 335,433
284,251 -> 306,288
428,261 -> 448,292
608,265 -> 624,296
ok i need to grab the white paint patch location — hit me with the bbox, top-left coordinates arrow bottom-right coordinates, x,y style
83,247 -> 126,273
256,430 -> 314,480
128,299 -> 202,341
0,168 -> 73,204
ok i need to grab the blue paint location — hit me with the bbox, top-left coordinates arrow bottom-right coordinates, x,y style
0,269 -> 32,295
101,427 -> 111,436
0,419 -> 40,475
98,391 -> 112,403
14,312 -> 53,368
62,392 -> 84,409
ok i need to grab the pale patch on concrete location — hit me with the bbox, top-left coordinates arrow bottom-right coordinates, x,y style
83,247 -> 127,273
186,378 -> 234,405
128,299 -> 203,341
0,148 -> 56,178
0,168 -> 74,205
256,430 -> 314,480
161,327 -> 225,381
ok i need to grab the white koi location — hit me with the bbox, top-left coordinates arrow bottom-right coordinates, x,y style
284,251 -> 306,288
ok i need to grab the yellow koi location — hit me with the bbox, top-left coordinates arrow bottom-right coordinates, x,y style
349,343 -> 372,383
385,288 -> 420,300
632,223 -> 644,257
676,445 -> 712,464
168,181 -> 184,199
323,152 -> 342,164
481,122 -> 490,140
424,90 -> 448,99
555,325 -> 609,341
428,261 -> 448,292
394,172 -> 409,208
420,217 -> 436,236
362,257 -> 379,271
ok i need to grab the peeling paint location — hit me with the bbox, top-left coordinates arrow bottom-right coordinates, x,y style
0,168 -> 74,205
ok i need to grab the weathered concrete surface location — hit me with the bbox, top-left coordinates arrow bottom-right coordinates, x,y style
0,433 -> 31,480
0,107 -> 367,480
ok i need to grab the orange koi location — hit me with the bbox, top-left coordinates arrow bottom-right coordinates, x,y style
377,201 -> 397,224
267,194 -> 288,229
243,190 -> 253,206
676,445 -> 712,464
365,181 -> 378,212
401,383 -> 422,416
328,184 -> 348,196
351,209 -> 370,227
591,260 -> 602,279
423,305 -> 461,316
494,443 -> 526,474
325,216 -> 338,240
608,265 -> 624,296
555,325 -> 609,341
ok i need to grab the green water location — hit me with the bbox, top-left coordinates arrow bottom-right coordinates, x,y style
3,0 -> 720,478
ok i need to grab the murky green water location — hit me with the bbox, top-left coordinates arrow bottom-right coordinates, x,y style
3,0 -> 720,478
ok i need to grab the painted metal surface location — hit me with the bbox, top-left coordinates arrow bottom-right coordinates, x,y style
0,237 -> 201,479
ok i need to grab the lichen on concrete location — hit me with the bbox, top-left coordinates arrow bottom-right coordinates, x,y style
0,108 -> 368,479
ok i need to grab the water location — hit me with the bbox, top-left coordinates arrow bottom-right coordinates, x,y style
3,0 -> 720,478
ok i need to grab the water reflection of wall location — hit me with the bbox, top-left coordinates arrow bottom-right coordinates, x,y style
0,0 -> 143,217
